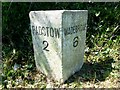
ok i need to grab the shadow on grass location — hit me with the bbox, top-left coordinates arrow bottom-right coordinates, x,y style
65,57 -> 114,84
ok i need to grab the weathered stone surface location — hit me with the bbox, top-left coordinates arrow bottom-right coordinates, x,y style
29,10 -> 88,83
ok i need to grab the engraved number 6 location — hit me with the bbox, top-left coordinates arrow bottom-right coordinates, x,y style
73,36 -> 79,47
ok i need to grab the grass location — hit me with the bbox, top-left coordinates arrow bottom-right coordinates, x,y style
1,37 -> 120,88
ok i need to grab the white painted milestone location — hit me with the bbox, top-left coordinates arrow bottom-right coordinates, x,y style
29,10 -> 88,83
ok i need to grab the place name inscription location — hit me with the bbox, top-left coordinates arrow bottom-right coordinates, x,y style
32,25 -> 60,38
31,24 -> 85,38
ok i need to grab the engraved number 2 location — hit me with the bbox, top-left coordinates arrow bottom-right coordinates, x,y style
43,41 -> 49,51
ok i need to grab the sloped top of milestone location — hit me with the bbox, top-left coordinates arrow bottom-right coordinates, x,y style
29,10 -> 88,16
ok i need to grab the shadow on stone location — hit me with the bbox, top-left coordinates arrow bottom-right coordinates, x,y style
64,56 -> 114,84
